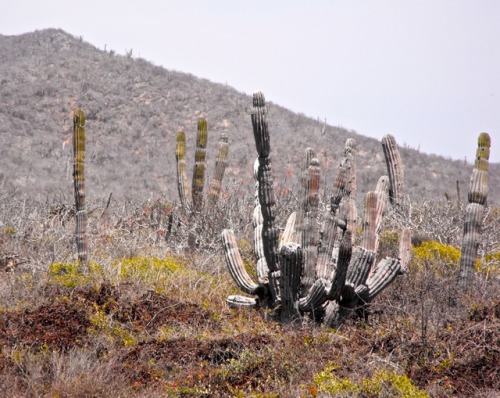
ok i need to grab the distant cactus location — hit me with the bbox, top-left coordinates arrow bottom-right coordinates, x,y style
174,118 -> 229,250
222,93 -> 410,326
382,134 -> 404,205
191,119 -> 208,214
72,109 -> 88,271
175,131 -> 189,211
207,131 -> 229,208
457,132 -> 491,289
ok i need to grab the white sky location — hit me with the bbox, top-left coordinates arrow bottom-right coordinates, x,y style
1,0 -> 499,162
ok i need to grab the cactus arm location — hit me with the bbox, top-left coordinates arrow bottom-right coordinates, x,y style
360,185 -> 387,254
279,243 -> 302,323
302,155 -> 321,293
191,118 -> 208,212
357,258 -> 400,302
253,203 -> 269,284
252,158 -> 272,286
316,139 -> 357,283
330,139 -> 356,211
381,134 -> 404,205
222,229 -> 264,296
399,227 -> 412,273
72,109 -> 88,271
358,228 -> 412,302
175,130 -> 189,211
280,211 -> 297,249
298,279 -> 328,312
251,93 -> 279,272
227,295 -> 258,309
326,230 -> 354,301
458,132 -> 490,289
207,131 -> 229,208
295,148 -> 316,243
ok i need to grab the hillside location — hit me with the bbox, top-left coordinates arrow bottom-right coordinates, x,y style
0,28 -> 498,204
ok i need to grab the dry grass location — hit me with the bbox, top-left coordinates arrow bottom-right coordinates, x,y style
0,192 -> 499,397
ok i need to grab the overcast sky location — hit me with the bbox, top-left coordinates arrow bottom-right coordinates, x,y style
2,0 -> 499,162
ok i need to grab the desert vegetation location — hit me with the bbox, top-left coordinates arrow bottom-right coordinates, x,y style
0,29 -> 498,397
1,89 -> 499,397
1,28 -> 499,203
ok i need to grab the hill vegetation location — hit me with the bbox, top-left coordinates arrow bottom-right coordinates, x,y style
1,28 -> 498,204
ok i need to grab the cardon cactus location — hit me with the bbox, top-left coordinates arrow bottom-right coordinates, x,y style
176,119 -> 229,212
175,131 -> 189,211
175,118 -> 230,250
222,92 -> 411,326
457,132 -> 491,289
191,118 -> 208,214
72,109 -> 89,271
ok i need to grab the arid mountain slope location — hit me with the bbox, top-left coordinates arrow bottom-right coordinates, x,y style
1,28 -> 498,204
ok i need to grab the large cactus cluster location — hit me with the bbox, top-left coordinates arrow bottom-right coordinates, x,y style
175,118 -> 229,250
222,92 -> 410,326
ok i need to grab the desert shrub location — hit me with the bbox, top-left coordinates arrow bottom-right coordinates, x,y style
49,261 -> 101,288
114,256 -> 181,279
1,189 -> 499,397
312,363 -> 429,397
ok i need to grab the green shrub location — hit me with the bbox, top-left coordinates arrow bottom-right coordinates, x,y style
312,364 -> 429,397
48,261 -> 101,288
114,256 -> 180,280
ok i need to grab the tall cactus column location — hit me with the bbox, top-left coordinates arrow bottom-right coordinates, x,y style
252,93 -> 279,274
72,109 -> 89,271
458,132 -> 491,289
207,131 -> 229,208
187,119 -> 208,251
175,131 -> 189,211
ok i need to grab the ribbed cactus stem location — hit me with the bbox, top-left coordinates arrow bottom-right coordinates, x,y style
222,229 -> 262,296
359,228 -> 412,302
279,243 -> 302,323
296,148 -> 317,241
331,139 -> 358,244
280,212 -> 297,249
187,119 -> 208,251
175,131 -> 189,211
251,93 -> 278,272
191,118 -> 208,213
382,134 -> 404,205
359,189 -> 386,253
358,258 -> 401,302
458,132 -> 490,289
344,138 -> 357,200
331,139 -> 356,211
399,228 -> 412,273
72,109 -> 88,271
253,166 -> 270,284
207,131 -> 229,208
302,155 -> 320,294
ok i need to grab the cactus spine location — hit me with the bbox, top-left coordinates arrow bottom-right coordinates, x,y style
457,132 -> 491,289
222,93 -> 410,326
72,109 -> 88,271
